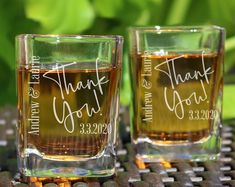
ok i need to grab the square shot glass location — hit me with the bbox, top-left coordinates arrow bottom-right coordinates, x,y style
129,26 -> 225,162
16,34 -> 123,177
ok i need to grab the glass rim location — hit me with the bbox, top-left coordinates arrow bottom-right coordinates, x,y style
16,34 -> 123,41
128,25 -> 225,33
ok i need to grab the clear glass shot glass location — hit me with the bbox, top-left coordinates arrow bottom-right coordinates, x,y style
16,34 -> 123,177
128,26 -> 225,162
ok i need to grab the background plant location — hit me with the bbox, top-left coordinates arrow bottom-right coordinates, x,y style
1,0 -> 235,119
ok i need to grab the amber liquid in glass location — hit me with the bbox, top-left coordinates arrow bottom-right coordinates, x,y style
131,52 -> 222,144
18,62 -> 118,160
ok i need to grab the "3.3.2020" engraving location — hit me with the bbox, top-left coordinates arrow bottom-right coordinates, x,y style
79,123 -> 112,135
189,109 -> 218,120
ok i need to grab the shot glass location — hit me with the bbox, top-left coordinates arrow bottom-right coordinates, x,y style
129,26 -> 225,162
16,34 -> 123,177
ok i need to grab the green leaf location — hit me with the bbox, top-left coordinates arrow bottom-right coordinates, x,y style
120,53 -> 131,106
117,0 -> 149,25
0,1 -> 15,70
134,9 -> 151,26
93,0 -> 124,18
224,36 -> 235,73
223,84 -> 235,119
0,32 -> 14,70
208,0 -> 235,36
165,0 -> 192,25
0,60 -> 16,105
182,0 -> 211,25
148,0 -> 172,25
25,0 -> 95,34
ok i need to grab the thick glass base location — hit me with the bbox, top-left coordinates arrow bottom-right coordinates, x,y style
134,134 -> 221,162
18,148 -> 116,177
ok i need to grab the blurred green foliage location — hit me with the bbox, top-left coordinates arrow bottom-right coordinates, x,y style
1,0 -> 235,118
